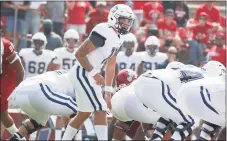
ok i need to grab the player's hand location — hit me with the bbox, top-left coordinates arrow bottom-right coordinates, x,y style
104,92 -> 112,109
93,73 -> 104,85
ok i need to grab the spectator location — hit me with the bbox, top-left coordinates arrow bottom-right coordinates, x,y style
86,1 -> 109,34
3,1 -> 30,49
177,27 -> 190,64
208,33 -> 226,66
132,1 -> 146,29
43,19 -> 63,51
44,1 -> 66,37
142,1 -> 163,25
194,1 -> 220,23
66,1 -> 93,38
187,12 -> 214,66
219,14 -> 226,41
18,1 -> 46,50
157,9 -> 177,52
23,2 -> 46,35
174,1 -> 189,27
161,1 -> 176,12
157,46 -> 178,69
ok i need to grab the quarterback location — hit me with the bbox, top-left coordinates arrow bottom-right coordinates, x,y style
62,4 -> 135,140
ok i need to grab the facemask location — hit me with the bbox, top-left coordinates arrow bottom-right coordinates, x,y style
43,27 -> 51,36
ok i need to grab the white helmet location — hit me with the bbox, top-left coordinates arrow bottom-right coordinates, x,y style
64,29 -> 79,40
144,36 -> 160,56
32,32 -> 47,50
166,61 -> 185,70
122,33 -> 137,53
202,61 -> 226,77
108,4 -> 135,35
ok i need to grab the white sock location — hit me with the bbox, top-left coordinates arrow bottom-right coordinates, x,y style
6,124 -> 18,135
55,129 -> 62,140
171,125 -> 190,140
62,124 -> 78,140
94,125 -> 108,140
200,123 -> 214,140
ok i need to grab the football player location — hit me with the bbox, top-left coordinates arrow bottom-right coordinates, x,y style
19,32 -> 60,79
116,33 -> 143,73
54,29 -> 79,70
137,36 -> 167,75
0,39 -> 24,137
134,62 -> 201,140
177,61 -> 225,141
110,69 -> 160,140
8,70 -> 77,141
62,4 -> 135,140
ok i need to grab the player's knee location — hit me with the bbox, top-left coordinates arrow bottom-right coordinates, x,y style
22,118 -> 43,135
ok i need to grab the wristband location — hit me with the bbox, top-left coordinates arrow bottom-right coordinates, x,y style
104,86 -> 115,93
89,69 -> 98,77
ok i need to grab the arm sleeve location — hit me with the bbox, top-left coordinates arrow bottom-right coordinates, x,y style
89,30 -> 106,48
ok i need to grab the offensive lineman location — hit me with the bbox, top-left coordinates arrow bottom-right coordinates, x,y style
19,32 -> 60,79
8,70 -> 77,141
177,61 -> 226,141
116,33 -> 143,73
137,36 -> 167,75
111,69 -> 161,140
54,29 -> 78,70
62,4 -> 135,140
0,39 -> 24,137
135,62 -> 199,140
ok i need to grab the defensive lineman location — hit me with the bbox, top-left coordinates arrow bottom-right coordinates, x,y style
177,61 -> 225,141
62,4 -> 135,140
19,32 -> 59,79
1,39 -> 24,137
9,70 -> 77,140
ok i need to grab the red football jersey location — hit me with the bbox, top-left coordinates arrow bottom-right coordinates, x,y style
1,38 -> 16,76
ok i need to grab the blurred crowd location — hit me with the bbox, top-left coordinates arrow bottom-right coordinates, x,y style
0,1 -> 226,67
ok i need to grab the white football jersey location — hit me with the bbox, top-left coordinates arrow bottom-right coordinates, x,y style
29,70 -> 75,98
76,23 -> 123,72
140,51 -> 167,71
116,52 -> 143,73
19,48 -> 57,78
54,47 -> 77,70
142,67 -> 204,94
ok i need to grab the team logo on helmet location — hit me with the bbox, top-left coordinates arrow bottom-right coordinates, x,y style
111,6 -> 118,13
127,71 -> 134,82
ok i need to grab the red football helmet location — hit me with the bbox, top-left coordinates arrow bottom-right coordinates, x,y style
115,69 -> 137,90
